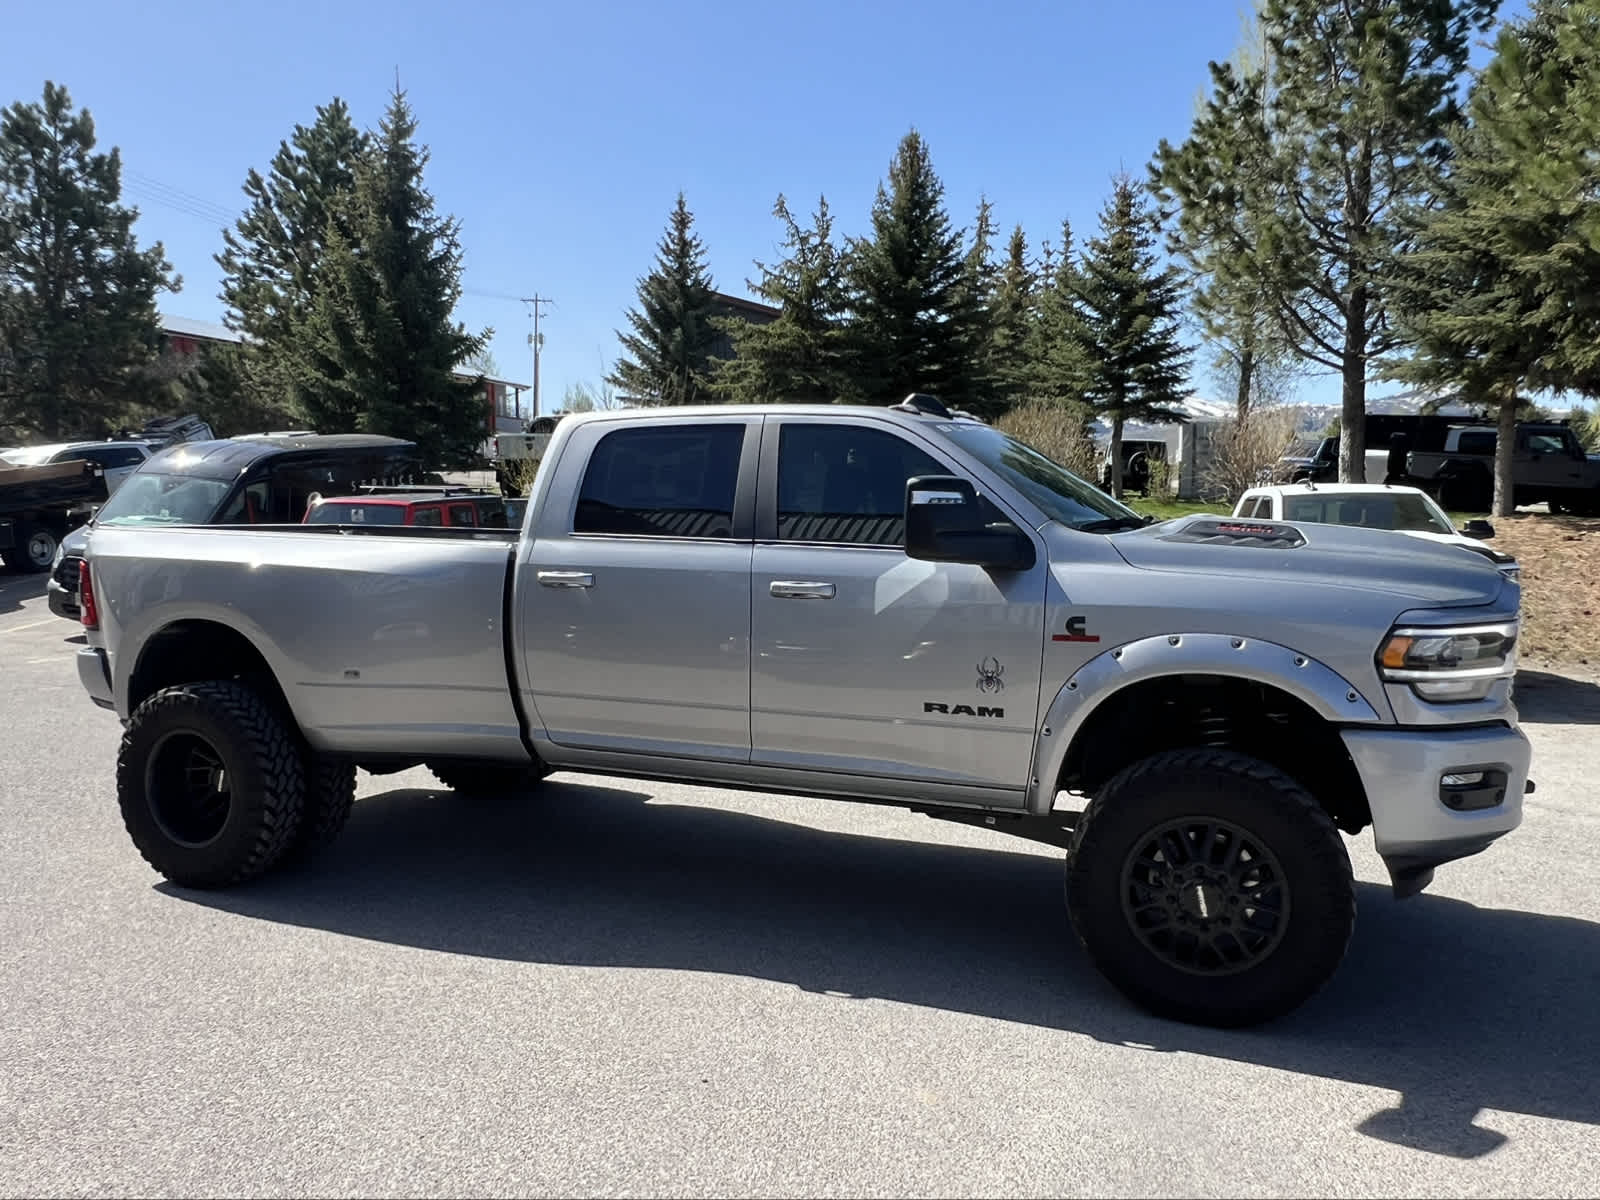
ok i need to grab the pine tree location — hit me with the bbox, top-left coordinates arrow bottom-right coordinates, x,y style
1028,219 -> 1089,405
1389,0 -> 1600,516
987,224 -> 1037,407
299,87 -> 488,466
1154,0 -> 1497,481
711,194 -> 854,404
845,130 -> 988,410
1071,177 -> 1192,498
0,81 -> 177,440
608,192 -> 719,405
216,97 -> 369,419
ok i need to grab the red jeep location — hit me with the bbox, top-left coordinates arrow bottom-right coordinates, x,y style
302,488 -> 509,529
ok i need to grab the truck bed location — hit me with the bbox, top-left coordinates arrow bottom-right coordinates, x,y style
85,523 -> 527,760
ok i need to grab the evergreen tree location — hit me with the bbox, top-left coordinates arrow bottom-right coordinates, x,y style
0,81 -> 177,440
1389,0 -> 1600,515
1028,219 -> 1090,406
1070,177 -> 1192,498
299,87 -> 488,466
608,192 -> 719,405
216,97 -> 369,418
711,194 -> 854,404
954,197 -> 1006,417
1151,6 -> 1291,422
1154,0 -> 1497,481
844,130 -> 987,410
987,224 -> 1037,407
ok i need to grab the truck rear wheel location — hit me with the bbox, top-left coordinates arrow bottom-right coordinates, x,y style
427,760 -> 549,797
284,754 -> 358,861
116,681 -> 307,888
1,521 -> 59,573
1064,748 -> 1355,1028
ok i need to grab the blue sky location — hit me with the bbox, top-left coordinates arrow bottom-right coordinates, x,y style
4,0 -> 1514,415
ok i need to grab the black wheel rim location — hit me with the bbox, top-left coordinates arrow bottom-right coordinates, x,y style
1120,817 -> 1291,976
146,731 -> 233,847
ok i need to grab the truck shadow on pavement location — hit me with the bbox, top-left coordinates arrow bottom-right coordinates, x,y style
1515,669 -> 1600,724
0,570 -> 46,616
169,777 -> 1600,1159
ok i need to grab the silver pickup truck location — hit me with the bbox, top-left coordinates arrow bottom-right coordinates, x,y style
74,398 -> 1532,1027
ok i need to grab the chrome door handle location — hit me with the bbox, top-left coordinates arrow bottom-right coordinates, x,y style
538,570 -> 594,589
769,580 -> 836,600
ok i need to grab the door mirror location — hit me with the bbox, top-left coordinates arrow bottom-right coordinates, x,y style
905,475 -> 1036,571
1460,518 -> 1495,539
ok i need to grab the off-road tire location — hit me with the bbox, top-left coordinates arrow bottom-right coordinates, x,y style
1065,748 -> 1355,1028
284,753 -> 357,861
117,681 -> 307,888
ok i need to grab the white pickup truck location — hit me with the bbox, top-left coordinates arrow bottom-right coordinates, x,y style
74,398 -> 1533,1027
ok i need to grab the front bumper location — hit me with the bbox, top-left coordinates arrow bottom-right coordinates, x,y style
47,577 -> 80,620
1342,723 -> 1531,897
76,646 -> 115,711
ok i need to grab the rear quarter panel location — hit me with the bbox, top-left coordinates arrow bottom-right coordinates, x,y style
89,526 -> 524,759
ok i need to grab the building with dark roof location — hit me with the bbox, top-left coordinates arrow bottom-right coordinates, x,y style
156,313 -> 531,442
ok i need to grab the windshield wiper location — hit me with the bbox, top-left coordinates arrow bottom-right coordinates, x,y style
1074,515 -> 1153,533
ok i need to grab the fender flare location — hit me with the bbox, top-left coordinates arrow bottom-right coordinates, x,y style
1025,632 -> 1387,815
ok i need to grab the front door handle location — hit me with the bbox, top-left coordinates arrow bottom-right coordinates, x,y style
538,570 -> 594,589
770,580 -> 836,600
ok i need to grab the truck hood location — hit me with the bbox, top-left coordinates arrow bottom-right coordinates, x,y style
1107,515 -> 1506,609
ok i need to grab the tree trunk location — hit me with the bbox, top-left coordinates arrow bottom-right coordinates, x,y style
1493,391 -> 1517,518
1235,346 -> 1254,423
1339,286 -> 1368,483
1110,415 -> 1124,500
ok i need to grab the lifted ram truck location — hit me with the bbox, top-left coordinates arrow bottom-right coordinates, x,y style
74,398 -> 1532,1027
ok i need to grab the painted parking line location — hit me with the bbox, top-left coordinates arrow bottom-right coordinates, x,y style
0,617 -> 61,635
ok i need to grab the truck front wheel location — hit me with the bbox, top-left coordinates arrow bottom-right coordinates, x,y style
1064,749 -> 1355,1028
427,760 -> 549,797
117,681 -> 307,888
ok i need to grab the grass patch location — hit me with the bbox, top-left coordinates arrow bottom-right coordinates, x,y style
1125,498 -> 1229,522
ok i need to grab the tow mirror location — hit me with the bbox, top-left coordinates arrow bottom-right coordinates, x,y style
904,475 -> 1035,571
1460,518 -> 1495,539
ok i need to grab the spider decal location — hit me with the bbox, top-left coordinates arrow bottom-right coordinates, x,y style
976,657 -> 1005,693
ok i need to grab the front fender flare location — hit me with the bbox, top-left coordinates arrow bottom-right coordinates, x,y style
1025,632 -> 1387,815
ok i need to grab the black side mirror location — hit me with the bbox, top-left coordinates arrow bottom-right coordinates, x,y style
904,475 -> 1035,571
1461,518 -> 1495,539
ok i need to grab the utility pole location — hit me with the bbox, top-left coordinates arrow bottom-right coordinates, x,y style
521,295 -> 554,419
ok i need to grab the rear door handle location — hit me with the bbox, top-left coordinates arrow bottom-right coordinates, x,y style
538,570 -> 594,589
769,580 -> 836,600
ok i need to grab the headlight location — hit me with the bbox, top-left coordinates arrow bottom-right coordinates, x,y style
1377,622 -> 1518,702
51,540 -> 65,567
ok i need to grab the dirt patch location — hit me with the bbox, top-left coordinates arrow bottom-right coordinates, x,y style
1487,514 -> 1600,677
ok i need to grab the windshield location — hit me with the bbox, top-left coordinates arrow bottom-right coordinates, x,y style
93,472 -> 233,526
1283,491 -> 1454,535
928,421 -> 1140,529
304,501 -> 407,525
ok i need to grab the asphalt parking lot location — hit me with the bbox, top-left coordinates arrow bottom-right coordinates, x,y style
2,567 -> 1597,1198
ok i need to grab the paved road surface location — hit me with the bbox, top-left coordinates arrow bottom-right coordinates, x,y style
2,568 -> 1597,1198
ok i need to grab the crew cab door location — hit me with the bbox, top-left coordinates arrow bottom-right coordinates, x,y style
517,414 -> 759,761
748,416 -> 1048,799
